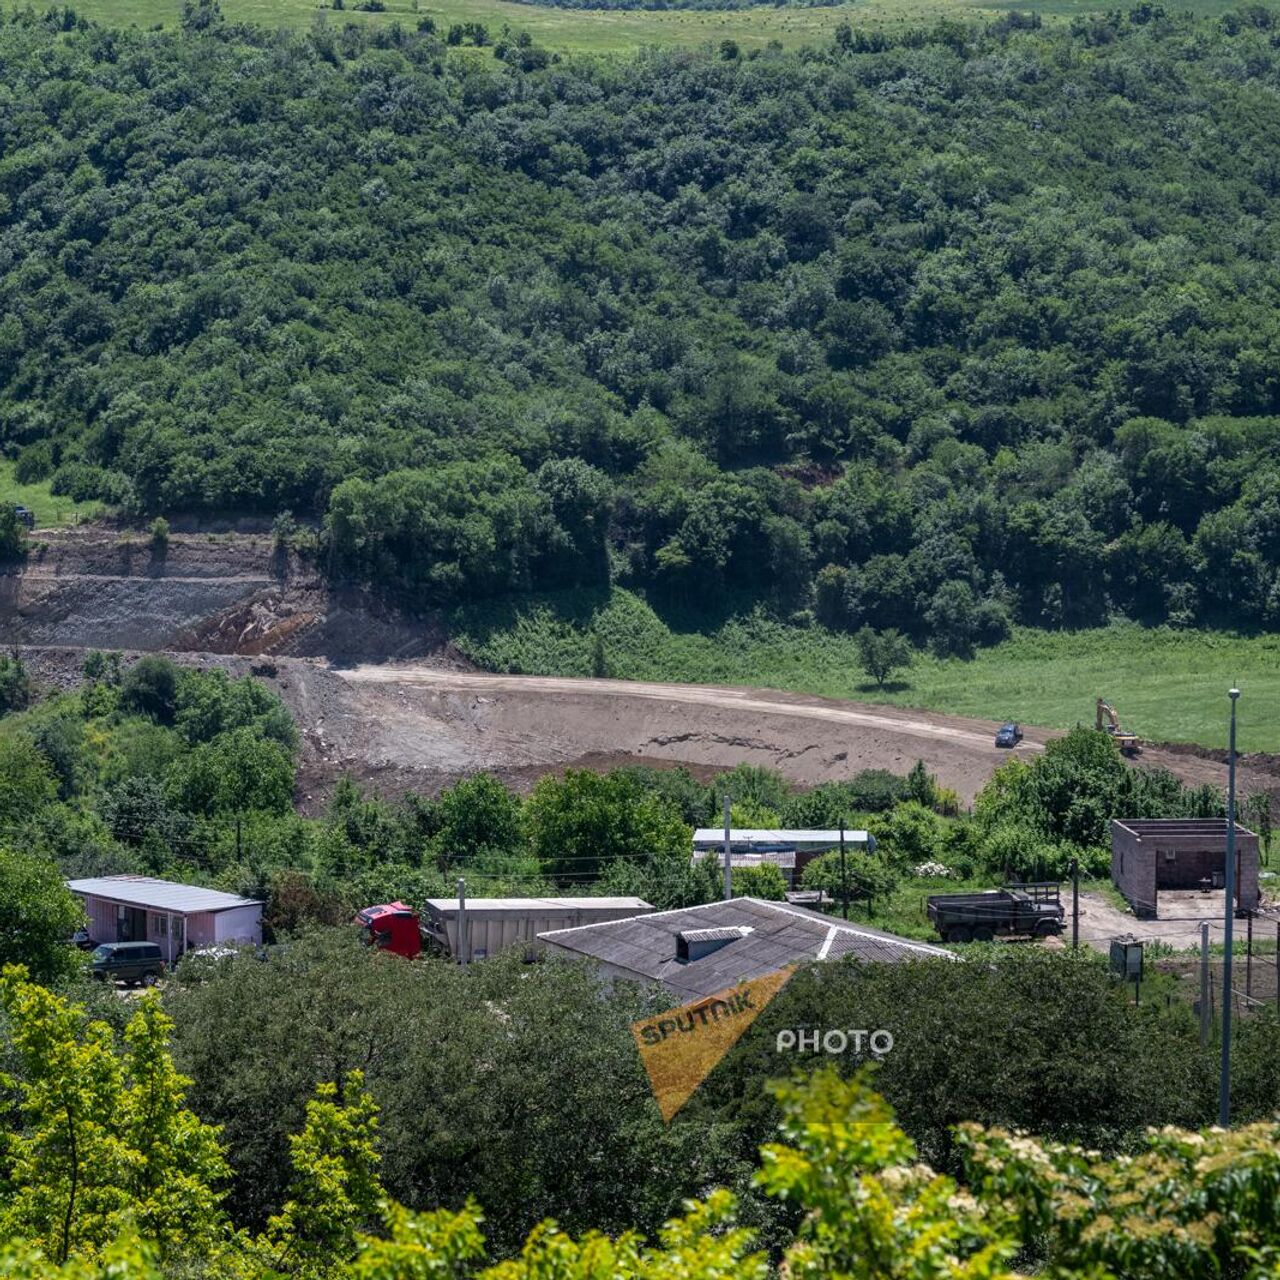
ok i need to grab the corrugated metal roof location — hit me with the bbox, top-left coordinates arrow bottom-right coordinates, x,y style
423,896 -> 652,916
67,875 -> 262,914
541,897 -> 953,1002
691,829 -> 870,845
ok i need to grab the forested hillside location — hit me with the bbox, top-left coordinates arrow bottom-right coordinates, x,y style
6,4 -> 1280,647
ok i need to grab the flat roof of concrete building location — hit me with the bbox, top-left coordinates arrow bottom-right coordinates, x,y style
1113,819 -> 1256,838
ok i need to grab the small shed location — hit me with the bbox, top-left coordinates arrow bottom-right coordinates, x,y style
422,896 -> 654,963
67,875 -> 263,965
1110,819 -> 1259,918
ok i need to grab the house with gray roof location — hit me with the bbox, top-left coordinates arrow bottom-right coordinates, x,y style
539,897 -> 953,1003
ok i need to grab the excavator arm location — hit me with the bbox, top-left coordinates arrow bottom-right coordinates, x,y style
1096,698 -> 1140,755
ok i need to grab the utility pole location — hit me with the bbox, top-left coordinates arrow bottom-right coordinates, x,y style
1220,686 -> 1240,1128
722,792 -> 732,902
1199,922 -> 1211,1047
1246,910 -> 1254,1001
1071,857 -> 1079,951
840,824 -> 849,921
456,877 -> 468,967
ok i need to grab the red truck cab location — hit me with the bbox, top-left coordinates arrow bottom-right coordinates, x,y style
356,902 -> 422,959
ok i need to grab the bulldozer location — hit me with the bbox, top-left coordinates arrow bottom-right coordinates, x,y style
1096,698 -> 1141,756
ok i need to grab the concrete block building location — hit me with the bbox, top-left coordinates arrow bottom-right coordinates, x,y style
1110,819 -> 1259,918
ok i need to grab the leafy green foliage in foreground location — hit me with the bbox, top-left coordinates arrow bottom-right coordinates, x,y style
9,12 -> 1280,652
165,934 -> 1280,1262
8,960 -> 1280,1279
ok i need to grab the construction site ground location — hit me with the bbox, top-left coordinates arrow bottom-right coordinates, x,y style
5,526 -> 1279,813
1070,888 -> 1275,954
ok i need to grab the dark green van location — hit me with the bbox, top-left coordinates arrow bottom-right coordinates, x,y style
90,941 -> 166,986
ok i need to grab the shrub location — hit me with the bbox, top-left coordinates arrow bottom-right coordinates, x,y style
0,653 -> 31,714
0,506 -> 27,561
731,861 -> 787,900
119,656 -> 182,725
854,626 -> 913,687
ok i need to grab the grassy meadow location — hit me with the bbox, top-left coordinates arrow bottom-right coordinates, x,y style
452,589 -> 1280,753
0,462 -> 106,528
67,0 -> 1244,53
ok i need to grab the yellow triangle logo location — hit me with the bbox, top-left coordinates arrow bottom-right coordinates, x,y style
632,966 -> 796,1122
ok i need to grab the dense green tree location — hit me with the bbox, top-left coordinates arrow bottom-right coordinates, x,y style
119,659 -> 181,728
523,768 -> 689,881
2,15 -> 1280,646
801,850 -> 898,913
168,728 -> 295,817
0,971 -> 230,1267
433,774 -> 523,867
166,933 -> 712,1252
974,726 -> 1222,850
0,736 -> 57,826
0,507 -> 27,562
0,850 -> 85,982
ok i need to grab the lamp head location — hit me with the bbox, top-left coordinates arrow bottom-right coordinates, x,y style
1229,687 -> 1240,701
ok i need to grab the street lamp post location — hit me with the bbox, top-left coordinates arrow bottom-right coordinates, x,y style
1219,686 -> 1240,1127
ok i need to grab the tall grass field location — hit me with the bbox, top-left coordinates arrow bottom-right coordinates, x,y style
65,0 -> 1248,53
451,588 -> 1280,754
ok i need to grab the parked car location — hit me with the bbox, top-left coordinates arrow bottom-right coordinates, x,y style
11,504 -> 35,529
994,721 -> 1022,748
89,941 -> 166,986
70,928 -> 98,951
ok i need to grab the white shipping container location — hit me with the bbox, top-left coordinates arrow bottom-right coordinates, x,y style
422,897 -> 653,962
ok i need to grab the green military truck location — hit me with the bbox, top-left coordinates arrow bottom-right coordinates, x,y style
927,882 -> 1065,944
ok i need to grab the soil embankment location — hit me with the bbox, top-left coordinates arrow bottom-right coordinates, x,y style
0,528 -> 438,661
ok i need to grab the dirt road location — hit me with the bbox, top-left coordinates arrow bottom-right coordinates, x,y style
14,639 -> 1277,809
339,668 -> 1044,755
328,666 -> 1044,803
319,665 -> 1278,806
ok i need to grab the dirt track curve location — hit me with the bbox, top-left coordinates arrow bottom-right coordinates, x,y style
313,665 -> 1274,807
329,666 -> 1038,804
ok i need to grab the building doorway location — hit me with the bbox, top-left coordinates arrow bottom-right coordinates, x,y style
117,905 -> 147,942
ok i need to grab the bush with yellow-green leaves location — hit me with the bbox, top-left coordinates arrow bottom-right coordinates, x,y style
3,964 -> 1280,1280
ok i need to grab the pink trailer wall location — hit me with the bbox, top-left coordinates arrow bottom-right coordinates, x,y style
82,896 -> 116,940
75,895 -> 240,960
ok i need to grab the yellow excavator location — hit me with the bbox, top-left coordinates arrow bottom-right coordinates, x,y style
1096,698 -> 1141,756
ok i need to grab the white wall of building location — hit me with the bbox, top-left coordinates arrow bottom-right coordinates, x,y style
213,905 -> 263,945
